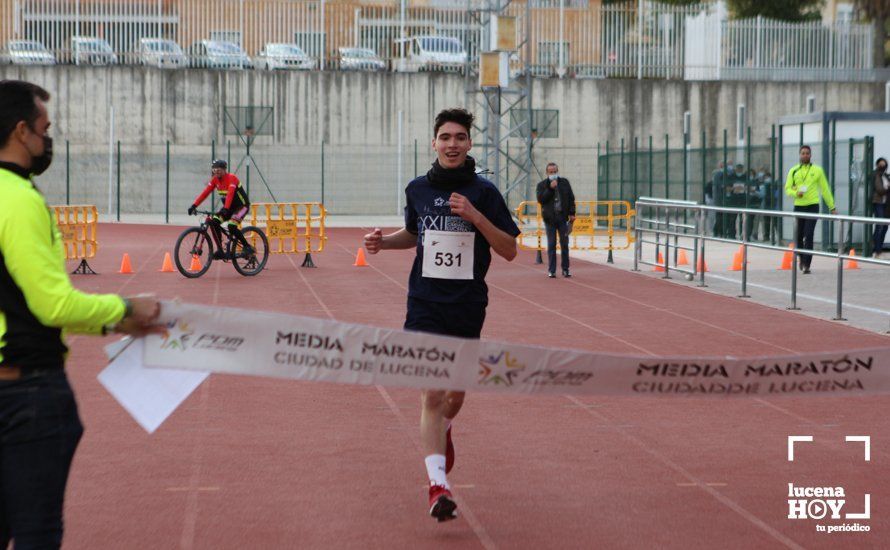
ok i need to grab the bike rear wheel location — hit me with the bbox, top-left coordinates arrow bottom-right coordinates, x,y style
174,227 -> 213,278
232,226 -> 269,276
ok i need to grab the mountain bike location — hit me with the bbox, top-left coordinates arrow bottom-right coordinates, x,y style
174,210 -> 269,278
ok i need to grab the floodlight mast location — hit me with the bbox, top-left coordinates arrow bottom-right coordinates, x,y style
464,0 -> 534,209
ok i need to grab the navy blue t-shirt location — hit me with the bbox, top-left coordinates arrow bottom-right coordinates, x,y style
404,174 -> 520,304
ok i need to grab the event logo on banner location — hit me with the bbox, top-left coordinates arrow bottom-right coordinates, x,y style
478,351 -> 526,386
476,346 -> 597,393
160,320 -> 245,353
143,302 -> 890,398
161,321 -> 194,351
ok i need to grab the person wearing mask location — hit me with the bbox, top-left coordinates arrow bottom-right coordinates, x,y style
871,157 -> 889,258
536,162 -> 576,278
0,79 -> 163,548
784,145 -> 836,274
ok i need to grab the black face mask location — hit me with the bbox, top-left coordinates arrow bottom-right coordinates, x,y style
30,135 -> 53,176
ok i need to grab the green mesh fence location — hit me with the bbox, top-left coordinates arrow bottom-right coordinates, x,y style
597,132 -> 875,252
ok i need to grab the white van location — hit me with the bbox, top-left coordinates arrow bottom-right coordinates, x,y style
392,36 -> 467,73
71,36 -> 117,66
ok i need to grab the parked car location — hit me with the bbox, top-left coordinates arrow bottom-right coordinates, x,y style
392,36 -> 467,73
71,36 -> 117,66
337,47 -> 386,71
138,38 -> 187,69
0,40 -> 56,66
255,43 -> 316,70
188,40 -> 252,69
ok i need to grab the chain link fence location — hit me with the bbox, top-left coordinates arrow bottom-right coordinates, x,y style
37,139 -> 602,218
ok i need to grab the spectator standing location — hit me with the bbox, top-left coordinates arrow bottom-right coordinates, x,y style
536,162 -> 576,278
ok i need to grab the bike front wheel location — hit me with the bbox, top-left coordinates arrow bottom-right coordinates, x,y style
232,226 -> 269,276
174,227 -> 213,278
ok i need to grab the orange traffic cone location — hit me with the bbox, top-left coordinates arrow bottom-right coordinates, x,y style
677,249 -> 689,266
119,253 -> 133,274
696,256 -> 709,272
779,244 -> 794,270
729,249 -> 743,271
653,252 -> 665,272
844,248 -> 860,270
354,248 -> 369,267
188,254 -> 203,272
159,252 -> 175,272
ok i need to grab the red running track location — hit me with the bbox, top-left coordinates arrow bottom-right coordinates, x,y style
59,224 -> 889,549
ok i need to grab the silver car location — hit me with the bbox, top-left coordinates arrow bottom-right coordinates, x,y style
338,47 -> 386,71
139,38 -> 187,69
71,36 -> 117,66
188,40 -> 252,69
256,43 -> 316,70
1,40 -> 56,66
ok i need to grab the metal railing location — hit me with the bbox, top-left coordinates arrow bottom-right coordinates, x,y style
634,197 -> 890,321
0,0 -> 881,81
685,9 -> 879,81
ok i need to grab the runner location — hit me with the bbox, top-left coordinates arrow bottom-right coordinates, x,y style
363,108 -> 519,522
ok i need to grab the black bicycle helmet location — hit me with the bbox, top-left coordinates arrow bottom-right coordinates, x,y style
211,159 -> 228,169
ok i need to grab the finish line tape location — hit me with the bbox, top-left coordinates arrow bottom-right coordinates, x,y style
141,301 -> 890,397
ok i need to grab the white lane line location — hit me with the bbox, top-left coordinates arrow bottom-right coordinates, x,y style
178,261 -> 220,550
567,396 -> 804,550
511,262 -> 799,354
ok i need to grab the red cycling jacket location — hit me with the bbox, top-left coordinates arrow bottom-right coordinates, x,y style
193,173 -> 248,210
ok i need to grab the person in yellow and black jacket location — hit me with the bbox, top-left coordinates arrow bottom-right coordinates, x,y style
0,80 -> 164,549
784,145 -> 837,274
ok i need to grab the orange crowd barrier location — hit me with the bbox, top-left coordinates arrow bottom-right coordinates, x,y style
249,203 -> 327,267
514,200 -> 636,257
51,205 -> 99,274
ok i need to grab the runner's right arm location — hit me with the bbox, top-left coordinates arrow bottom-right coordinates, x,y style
784,166 -> 798,198
364,228 -> 416,253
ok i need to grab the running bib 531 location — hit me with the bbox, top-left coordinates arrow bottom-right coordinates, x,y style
422,230 -> 474,280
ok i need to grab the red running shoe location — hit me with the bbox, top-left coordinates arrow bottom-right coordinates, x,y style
428,484 -> 458,522
445,425 -> 454,474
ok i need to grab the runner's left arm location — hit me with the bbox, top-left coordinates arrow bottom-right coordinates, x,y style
449,193 -> 517,261
817,168 -> 836,212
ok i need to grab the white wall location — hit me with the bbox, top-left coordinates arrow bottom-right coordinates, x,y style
2,65 -> 885,214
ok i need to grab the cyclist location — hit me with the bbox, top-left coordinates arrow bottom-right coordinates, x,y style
188,159 -> 252,260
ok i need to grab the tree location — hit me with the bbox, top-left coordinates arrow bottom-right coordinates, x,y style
852,0 -> 890,67
726,0 -> 824,22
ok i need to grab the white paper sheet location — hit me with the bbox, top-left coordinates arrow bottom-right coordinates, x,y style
98,338 -> 209,433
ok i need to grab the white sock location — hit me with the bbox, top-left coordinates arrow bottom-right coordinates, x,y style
425,454 -> 449,488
